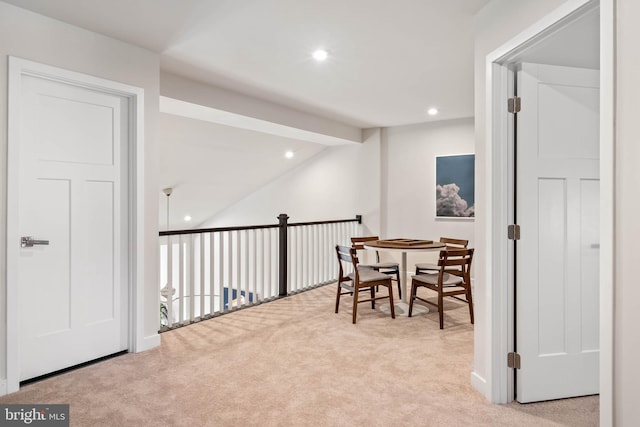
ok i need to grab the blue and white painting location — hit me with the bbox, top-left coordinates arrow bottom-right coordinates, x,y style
436,154 -> 475,218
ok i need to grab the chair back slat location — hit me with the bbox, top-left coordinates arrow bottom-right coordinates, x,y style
350,236 -> 379,251
440,237 -> 469,249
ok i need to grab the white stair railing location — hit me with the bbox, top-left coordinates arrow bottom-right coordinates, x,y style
159,215 -> 361,329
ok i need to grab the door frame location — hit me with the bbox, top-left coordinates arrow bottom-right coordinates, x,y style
6,57 -> 146,393
484,0 -> 614,423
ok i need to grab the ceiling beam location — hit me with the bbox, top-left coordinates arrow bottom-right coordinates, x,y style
160,71 -> 363,145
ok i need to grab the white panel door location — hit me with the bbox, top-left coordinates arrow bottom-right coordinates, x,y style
516,63 -> 599,402
17,74 -> 129,381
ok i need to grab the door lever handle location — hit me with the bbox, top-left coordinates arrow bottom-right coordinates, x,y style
21,236 -> 50,248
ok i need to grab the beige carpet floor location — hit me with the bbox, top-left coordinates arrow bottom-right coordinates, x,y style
0,284 -> 598,426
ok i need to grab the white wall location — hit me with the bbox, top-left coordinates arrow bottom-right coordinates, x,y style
202,130 -> 382,230
202,119 -> 475,268
473,0 -> 571,401
615,0 -> 640,423
382,118 -> 475,268
0,2 -> 160,391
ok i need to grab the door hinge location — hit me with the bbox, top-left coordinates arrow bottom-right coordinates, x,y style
508,96 -> 521,113
507,224 -> 520,240
507,352 -> 521,369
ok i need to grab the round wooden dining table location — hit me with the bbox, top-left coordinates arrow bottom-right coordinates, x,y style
364,239 -> 445,315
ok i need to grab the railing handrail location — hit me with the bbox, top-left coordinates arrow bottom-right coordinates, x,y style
160,223 -> 278,236
289,216 -> 361,228
159,215 -> 361,237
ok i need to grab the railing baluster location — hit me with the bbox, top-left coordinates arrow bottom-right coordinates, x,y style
290,227 -> 295,292
251,230 -> 257,304
323,224 -> 327,283
274,230 -> 278,296
297,226 -> 301,291
226,231 -> 233,311
302,226 -> 307,289
313,225 -> 318,285
319,225 -> 324,283
218,232 -> 224,313
294,227 -> 299,292
303,225 -> 308,288
317,225 -> 322,284
179,235 -> 184,324
311,226 -> 320,284
235,230 -> 241,307
243,230 -> 249,306
200,233 -> 205,319
307,226 -> 312,287
314,225 -> 318,284
329,224 -> 333,281
166,235 -> 173,327
258,230 -> 263,300
320,225 -> 325,283
266,229 -> 272,298
188,234 -> 195,322
208,233 -> 216,316
295,227 -> 300,291
259,229 -> 265,302
298,226 -> 302,290
301,226 -> 305,289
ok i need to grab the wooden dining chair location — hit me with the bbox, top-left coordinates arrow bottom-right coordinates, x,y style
351,236 -> 402,299
335,245 -> 396,324
414,237 -> 469,275
408,248 -> 474,329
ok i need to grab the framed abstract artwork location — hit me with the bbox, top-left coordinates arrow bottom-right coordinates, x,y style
435,154 -> 475,219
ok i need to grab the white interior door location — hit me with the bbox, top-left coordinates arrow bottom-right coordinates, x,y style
516,63 -> 600,402
16,73 -> 129,381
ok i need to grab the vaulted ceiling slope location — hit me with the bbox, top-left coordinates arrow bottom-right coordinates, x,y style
2,0 -> 489,127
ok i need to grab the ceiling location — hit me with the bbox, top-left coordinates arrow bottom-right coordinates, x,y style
3,0 -> 600,228
2,0 -> 490,128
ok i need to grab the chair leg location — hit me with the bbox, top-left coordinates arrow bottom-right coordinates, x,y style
408,279 -> 416,317
352,286 -> 359,324
372,267 -> 380,292
395,268 -> 402,300
467,286 -> 475,324
335,282 -> 342,313
438,290 -> 444,329
370,286 -> 375,309
388,283 -> 395,319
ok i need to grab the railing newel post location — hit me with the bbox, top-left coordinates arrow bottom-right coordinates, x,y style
278,213 -> 289,297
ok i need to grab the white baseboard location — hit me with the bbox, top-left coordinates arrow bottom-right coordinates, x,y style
135,333 -> 160,353
0,379 -> 7,397
471,371 -> 490,400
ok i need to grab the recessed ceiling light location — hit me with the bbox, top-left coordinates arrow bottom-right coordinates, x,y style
427,108 -> 439,116
184,215 -> 192,222
312,49 -> 328,61
285,151 -> 294,159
